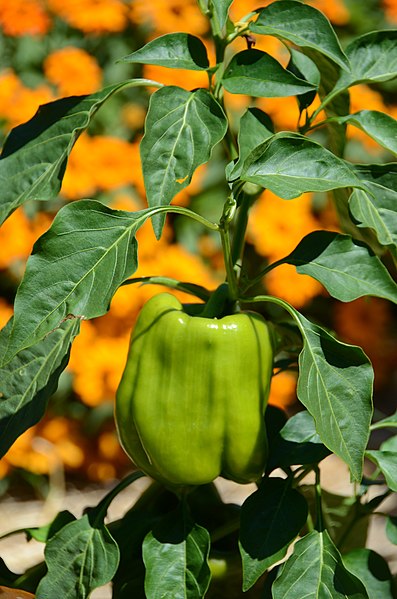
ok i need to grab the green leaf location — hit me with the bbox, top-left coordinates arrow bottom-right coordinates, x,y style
239,477 -> 308,590
294,310 -> 373,481
380,435 -> 397,452
3,201 -> 158,361
334,30 -> 397,92
222,49 -> 316,97
140,86 -> 227,237
36,510 -> 119,599
272,530 -> 369,598
343,549 -> 394,599
239,133 -> 365,198
365,450 -> 397,491
386,516 -> 397,545
121,34 -> 209,70
371,411 -> 397,430
338,111 -> 397,155
142,503 -> 211,599
0,80 -> 159,226
250,1 -> 349,70
267,410 -> 331,471
211,0 -> 234,29
349,188 -> 397,255
287,48 -> 320,111
0,317 -> 80,459
230,107 -> 274,180
26,511 -> 76,543
281,230 -> 397,303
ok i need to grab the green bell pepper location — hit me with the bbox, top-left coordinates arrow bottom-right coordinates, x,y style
115,291 -> 274,487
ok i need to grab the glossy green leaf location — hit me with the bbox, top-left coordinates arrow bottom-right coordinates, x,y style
371,411 -> 397,430
338,111 -> 397,155
386,516 -> 397,545
239,477 -> 308,590
222,49 -> 316,97
0,79 -> 159,226
334,30 -> 397,92
239,133 -> 364,197
142,504 -> 211,599
26,511 -> 76,543
36,511 -> 119,599
365,450 -> 397,491
287,48 -> 320,111
349,188 -> 397,255
267,410 -> 331,471
272,530 -> 369,598
251,1 -> 349,70
212,0 -> 234,29
294,310 -> 373,481
0,317 -> 80,459
282,230 -> 397,303
343,549 -> 394,599
230,107 -> 274,179
3,200 -> 166,361
121,34 -> 209,70
140,86 -> 227,237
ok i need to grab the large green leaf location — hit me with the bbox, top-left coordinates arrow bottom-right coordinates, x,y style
250,1 -> 349,70
36,511 -> 119,598
239,133 -> 364,198
365,450 -> 397,492
295,311 -> 373,481
142,504 -> 211,599
3,201 -> 161,362
121,34 -> 209,70
338,111 -> 397,155
222,49 -> 316,97
281,230 -> 397,303
334,30 -> 397,92
0,317 -> 80,459
239,477 -> 308,590
0,79 -> 158,226
343,549 -> 394,599
140,86 -> 227,237
230,107 -> 274,179
272,530 -> 369,598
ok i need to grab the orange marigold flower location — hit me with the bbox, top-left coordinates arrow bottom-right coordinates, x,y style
0,0 -> 51,37
0,298 -> 13,329
307,0 -> 350,25
43,47 -> 102,96
383,0 -> 397,23
0,209 -> 36,270
268,370 -> 297,409
0,70 -> 53,130
47,0 -> 128,34
129,0 -> 208,36
266,263 -> 323,308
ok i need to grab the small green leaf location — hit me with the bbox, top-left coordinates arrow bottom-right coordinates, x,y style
267,410 -> 331,471
239,133 -> 364,197
334,30 -> 397,92
272,530 -> 369,598
386,516 -> 397,545
211,0 -> 234,29
27,511 -> 76,543
365,450 -> 397,491
140,86 -> 227,237
36,511 -> 119,599
338,111 -> 397,155
142,503 -> 211,599
121,34 -> 209,70
343,549 -> 394,599
0,317 -> 80,459
294,310 -> 373,482
0,80 -> 159,226
230,107 -> 274,179
349,188 -> 397,255
222,49 -> 316,97
251,1 -> 349,70
287,48 -> 320,111
3,201 -> 157,361
371,411 -> 397,430
282,230 -> 397,303
239,477 -> 308,590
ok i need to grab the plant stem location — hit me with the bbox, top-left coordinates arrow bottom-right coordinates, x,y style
219,196 -> 239,300
152,205 -> 219,231
314,466 -> 324,532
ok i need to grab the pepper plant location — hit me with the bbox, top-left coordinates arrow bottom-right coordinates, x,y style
1,1 -> 397,597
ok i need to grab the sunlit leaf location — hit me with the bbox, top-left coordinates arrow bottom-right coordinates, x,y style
349,188 -> 397,256
230,107 -> 274,179
343,549 -> 394,599
212,0 -> 234,29
338,111 -> 397,155
365,450 -> 397,491
121,34 -> 209,70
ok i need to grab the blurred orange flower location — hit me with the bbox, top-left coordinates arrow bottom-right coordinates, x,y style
0,70 -> 53,130
48,0 -> 128,34
383,0 -> 397,22
43,47 -> 102,96
268,370 -> 297,409
129,0 -> 208,36
0,0 -> 51,37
